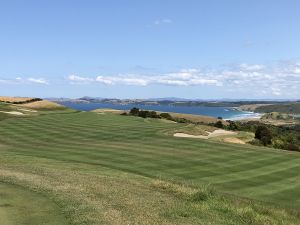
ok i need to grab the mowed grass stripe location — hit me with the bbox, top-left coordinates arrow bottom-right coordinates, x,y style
4,134 -> 295,180
0,113 -> 299,207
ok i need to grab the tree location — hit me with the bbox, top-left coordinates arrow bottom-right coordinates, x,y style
129,107 -> 139,115
255,125 -> 272,146
138,110 -> 148,118
214,121 -> 224,128
160,113 -> 172,120
227,120 -> 238,130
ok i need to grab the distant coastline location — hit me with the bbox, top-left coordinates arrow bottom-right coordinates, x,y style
59,101 -> 262,121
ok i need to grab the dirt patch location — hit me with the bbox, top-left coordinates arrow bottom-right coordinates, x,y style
223,137 -> 245,144
174,129 -> 236,139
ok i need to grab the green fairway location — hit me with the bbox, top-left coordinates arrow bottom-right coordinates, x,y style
0,111 -> 299,224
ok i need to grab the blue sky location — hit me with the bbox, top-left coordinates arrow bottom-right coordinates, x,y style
0,0 -> 300,99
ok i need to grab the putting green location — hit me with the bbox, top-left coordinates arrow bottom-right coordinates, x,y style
0,182 -> 68,225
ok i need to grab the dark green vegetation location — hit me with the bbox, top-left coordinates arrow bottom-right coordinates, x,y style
127,107 -> 300,151
0,105 -> 300,224
128,107 -> 191,123
255,102 -> 300,114
227,120 -> 300,151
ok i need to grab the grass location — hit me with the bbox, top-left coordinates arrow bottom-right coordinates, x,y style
0,110 -> 299,224
167,123 -> 217,136
0,182 -> 68,225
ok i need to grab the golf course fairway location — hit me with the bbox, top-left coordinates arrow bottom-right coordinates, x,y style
0,110 -> 299,224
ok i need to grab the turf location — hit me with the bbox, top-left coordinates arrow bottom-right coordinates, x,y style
0,111 -> 299,224
0,182 -> 68,225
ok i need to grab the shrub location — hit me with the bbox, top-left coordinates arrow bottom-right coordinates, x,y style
248,139 -> 263,146
227,120 -> 238,130
272,139 -> 285,149
174,118 -> 190,123
129,107 -> 140,115
138,110 -> 148,118
286,143 -> 299,151
214,121 -> 224,128
160,113 -> 173,120
255,125 -> 272,146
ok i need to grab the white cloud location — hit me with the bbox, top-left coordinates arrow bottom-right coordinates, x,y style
66,60 -> 300,98
153,18 -> 173,25
293,68 -> 300,75
71,70 -> 219,87
27,78 -> 48,85
240,63 -> 265,71
0,77 -> 48,85
68,75 -> 93,83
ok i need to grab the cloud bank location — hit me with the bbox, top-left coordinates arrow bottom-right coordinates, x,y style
68,61 -> 300,97
0,77 -> 49,85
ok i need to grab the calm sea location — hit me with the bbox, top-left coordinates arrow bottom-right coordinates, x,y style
60,102 -> 261,120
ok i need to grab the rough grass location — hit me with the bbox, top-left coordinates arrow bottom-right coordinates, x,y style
0,112 -> 299,224
0,182 -> 68,225
165,111 -> 224,124
0,96 -> 34,103
168,124 -> 217,136
21,100 -> 66,109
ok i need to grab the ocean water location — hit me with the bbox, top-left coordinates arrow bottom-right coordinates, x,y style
61,102 -> 261,120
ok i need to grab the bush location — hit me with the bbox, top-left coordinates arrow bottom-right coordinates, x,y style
227,120 -> 238,130
248,139 -> 263,146
174,118 -> 190,123
272,139 -> 285,149
214,121 -> 224,128
160,113 -> 173,120
255,125 -> 272,146
129,107 -> 140,116
138,110 -> 148,118
286,143 -> 299,151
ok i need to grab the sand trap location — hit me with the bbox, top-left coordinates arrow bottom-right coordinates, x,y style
17,108 -> 38,112
174,129 -> 236,139
0,111 -> 24,115
223,137 -> 245,144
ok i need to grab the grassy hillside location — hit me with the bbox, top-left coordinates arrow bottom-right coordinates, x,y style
0,111 -> 299,224
255,102 -> 300,114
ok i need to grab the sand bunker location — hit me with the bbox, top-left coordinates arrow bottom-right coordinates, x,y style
174,129 -> 236,139
17,108 -> 38,112
0,111 -> 24,115
223,137 -> 245,144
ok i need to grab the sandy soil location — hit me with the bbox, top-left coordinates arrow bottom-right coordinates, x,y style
0,111 -> 24,115
92,108 -> 125,114
174,129 -> 236,139
17,108 -> 38,112
223,137 -> 246,144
